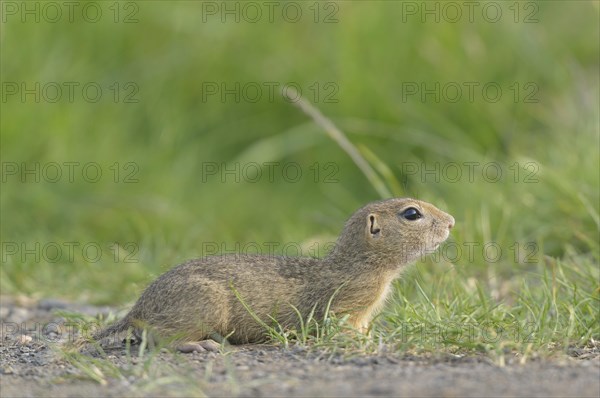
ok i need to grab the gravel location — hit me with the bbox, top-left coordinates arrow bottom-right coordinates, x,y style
1,296 -> 599,397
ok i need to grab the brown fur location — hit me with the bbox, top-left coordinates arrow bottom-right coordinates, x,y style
93,198 -> 454,344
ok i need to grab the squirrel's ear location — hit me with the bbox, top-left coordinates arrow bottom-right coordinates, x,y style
367,214 -> 381,238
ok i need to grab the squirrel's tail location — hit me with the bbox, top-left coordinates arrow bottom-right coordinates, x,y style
69,314 -> 134,352
91,315 -> 133,341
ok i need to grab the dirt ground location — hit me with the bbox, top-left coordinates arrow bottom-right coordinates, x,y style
1,297 -> 599,398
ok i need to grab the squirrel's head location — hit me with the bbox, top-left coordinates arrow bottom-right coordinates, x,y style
333,198 -> 455,266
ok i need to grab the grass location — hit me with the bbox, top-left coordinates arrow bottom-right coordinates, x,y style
1,0 -> 599,386
58,343 -> 208,397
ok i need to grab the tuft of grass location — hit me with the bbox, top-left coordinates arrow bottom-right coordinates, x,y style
55,312 -> 207,396
373,253 -> 599,362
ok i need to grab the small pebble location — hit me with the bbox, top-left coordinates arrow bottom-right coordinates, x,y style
18,335 -> 32,345
38,298 -> 69,311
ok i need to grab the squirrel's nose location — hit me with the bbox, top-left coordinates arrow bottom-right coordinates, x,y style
448,216 -> 455,229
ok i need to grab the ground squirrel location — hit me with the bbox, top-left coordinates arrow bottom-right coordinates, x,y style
92,198 -> 454,351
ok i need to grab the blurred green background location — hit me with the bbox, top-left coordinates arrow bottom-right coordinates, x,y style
1,1 -> 598,311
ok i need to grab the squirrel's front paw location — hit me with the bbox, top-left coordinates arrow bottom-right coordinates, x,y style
177,340 -> 220,353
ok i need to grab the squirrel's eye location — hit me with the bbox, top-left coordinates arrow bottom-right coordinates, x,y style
400,207 -> 422,221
